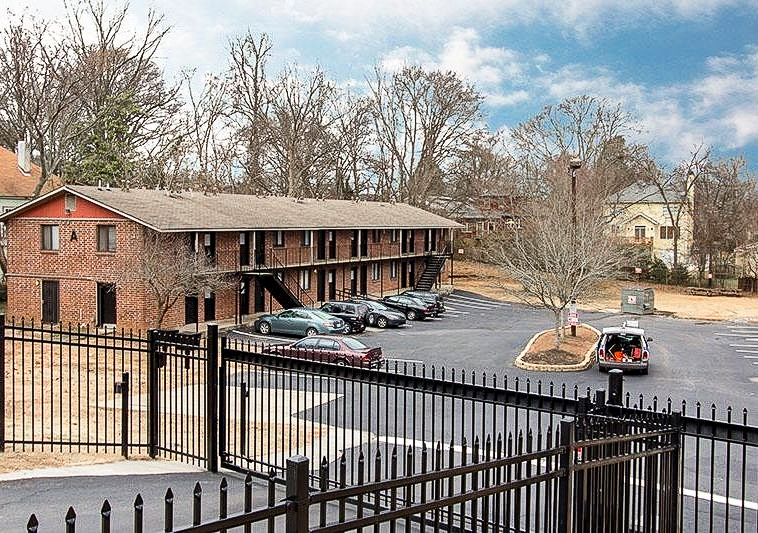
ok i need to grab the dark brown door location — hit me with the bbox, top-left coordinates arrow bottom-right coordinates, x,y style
41,280 -> 59,324
400,261 -> 408,288
328,231 -> 337,259
360,265 -> 368,295
317,270 -> 326,301
97,283 -> 117,326
317,230 -> 326,260
360,230 -> 368,256
185,295 -> 198,325
350,267 -> 358,295
254,231 -> 266,266
351,230 -> 359,257
204,292 -> 216,321
254,280 -> 265,313
240,232 -> 250,267
409,262 -> 416,288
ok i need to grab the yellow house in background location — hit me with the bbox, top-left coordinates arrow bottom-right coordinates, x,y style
608,182 -> 694,267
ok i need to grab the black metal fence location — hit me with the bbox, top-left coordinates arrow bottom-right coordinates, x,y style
221,339 -> 758,532
0,316 -> 149,455
24,411 -> 682,532
3,318 -> 758,532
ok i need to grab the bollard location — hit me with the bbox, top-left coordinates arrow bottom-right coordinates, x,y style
608,370 -> 623,406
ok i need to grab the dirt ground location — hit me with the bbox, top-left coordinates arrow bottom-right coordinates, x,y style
450,260 -> 758,321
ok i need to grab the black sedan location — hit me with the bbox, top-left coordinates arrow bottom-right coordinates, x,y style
381,295 -> 435,321
401,290 -> 446,315
349,299 -> 407,328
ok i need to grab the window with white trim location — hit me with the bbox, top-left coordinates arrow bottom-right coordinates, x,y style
299,269 -> 311,290
97,225 -> 116,252
371,263 -> 380,280
41,224 -> 59,251
390,261 -> 397,279
274,230 -> 285,247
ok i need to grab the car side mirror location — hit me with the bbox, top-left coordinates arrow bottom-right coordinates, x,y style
646,337 -> 653,342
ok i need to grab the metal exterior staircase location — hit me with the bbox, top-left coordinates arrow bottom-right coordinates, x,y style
415,254 -> 448,291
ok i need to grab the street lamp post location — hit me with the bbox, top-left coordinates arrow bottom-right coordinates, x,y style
568,157 -> 582,337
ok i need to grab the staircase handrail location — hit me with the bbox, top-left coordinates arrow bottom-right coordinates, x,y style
269,247 -> 315,307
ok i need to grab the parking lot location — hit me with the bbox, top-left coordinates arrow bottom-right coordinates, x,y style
227,290 -> 758,413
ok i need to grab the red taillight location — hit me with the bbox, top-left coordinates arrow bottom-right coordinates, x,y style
598,348 -> 605,360
642,350 -> 649,361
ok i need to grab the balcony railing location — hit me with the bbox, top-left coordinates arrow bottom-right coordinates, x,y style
625,236 -> 653,246
235,241 -> 452,272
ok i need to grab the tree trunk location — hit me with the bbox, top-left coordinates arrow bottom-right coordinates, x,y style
553,309 -> 562,348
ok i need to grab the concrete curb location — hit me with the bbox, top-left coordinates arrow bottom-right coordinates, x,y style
514,324 -> 601,372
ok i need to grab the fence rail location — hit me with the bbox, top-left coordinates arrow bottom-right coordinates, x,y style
3,318 -> 758,532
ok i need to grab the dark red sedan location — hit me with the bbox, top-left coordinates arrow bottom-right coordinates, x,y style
263,335 -> 384,368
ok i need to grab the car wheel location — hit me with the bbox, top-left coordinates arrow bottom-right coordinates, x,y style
641,367 -> 649,375
305,327 -> 318,337
258,322 -> 271,335
406,309 -> 417,321
597,363 -> 607,373
376,316 -> 388,328
343,324 -> 352,334
367,314 -> 376,326
335,358 -> 348,366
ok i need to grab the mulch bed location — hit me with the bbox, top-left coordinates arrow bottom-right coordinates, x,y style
520,325 -> 598,366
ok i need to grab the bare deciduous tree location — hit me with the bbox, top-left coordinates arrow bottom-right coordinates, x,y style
693,155 -> 756,277
0,13 -> 80,195
486,159 -> 633,347
369,66 -> 483,205
119,231 -> 233,328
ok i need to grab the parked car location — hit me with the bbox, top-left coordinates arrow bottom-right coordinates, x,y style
319,301 -> 368,334
596,320 -> 652,374
381,294 -> 435,321
349,299 -> 407,328
401,290 -> 446,315
263,335 -> 384,368
253,308 -> 345,337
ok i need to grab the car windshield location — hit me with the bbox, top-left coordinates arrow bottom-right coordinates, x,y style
342,337 -> 368,350
363,301 -> 389,311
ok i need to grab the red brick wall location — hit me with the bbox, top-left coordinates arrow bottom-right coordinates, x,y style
5,197 -> 454,329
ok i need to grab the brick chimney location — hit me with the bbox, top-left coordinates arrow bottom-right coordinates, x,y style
16,140 -> 31,174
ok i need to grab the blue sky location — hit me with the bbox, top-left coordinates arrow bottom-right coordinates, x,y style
10,0 -> 758,170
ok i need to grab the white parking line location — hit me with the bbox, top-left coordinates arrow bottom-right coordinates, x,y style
715,333 -> 758,337
448,293 -> 511,306
736,349 -> 758,354
743,355 -> 758,358
228,330 -> 291,343
729,344 -> 758,347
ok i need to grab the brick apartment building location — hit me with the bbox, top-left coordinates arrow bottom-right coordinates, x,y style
0,185 -> 460,331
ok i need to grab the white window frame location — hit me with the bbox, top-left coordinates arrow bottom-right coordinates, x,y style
41,224 -> 59,251
371,263 -> 381,281
275,230 -> 285,247
300,269 -> 311,290
97,225 -> 117,252
390,261 -> 397,279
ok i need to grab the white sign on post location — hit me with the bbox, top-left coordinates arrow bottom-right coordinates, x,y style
567,302 -> 578,326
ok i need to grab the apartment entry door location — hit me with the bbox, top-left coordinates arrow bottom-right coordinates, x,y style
41,280 -> 59,324
97,283 -> 117,326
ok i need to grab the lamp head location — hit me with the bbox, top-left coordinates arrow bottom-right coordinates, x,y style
569,157 -> 582,170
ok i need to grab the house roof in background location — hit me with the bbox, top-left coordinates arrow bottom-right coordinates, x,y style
614,182 -> 685,204
0,145 -> 59,198
1,185 -> 462,231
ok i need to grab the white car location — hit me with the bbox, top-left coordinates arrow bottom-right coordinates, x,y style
596,320 -> 652,374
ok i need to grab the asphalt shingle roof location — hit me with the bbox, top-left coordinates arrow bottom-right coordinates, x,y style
16,185 -> 462,232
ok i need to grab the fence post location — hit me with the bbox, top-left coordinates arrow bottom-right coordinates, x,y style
0,314 -> 5,453
670,411 -> 683,533
147,329 -> 159,459
608,369 -> 623,407
286,455 -> 310,533
120,372 -> 129,458
207,324 -> 219,473
557,419 -> 575,533
219,335 -> 227,466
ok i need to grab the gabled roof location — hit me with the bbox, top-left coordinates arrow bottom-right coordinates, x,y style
622,212 -> 661,226
614,182 -> 684,204
0,185 -> 462,231
0,145 -> 59,198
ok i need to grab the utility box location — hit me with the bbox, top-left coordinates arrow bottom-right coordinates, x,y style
621,287 -> 654,315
